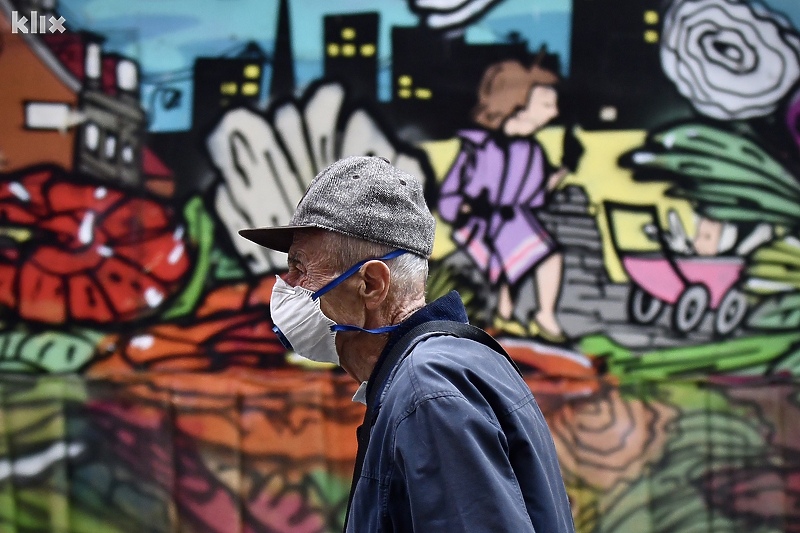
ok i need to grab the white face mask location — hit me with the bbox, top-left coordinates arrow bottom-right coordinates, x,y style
270,249 -> 407,365
270,277 -> 340,364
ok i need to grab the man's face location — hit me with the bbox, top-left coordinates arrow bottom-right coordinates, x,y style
285,229 -> 364,329
285,230 -> 334,291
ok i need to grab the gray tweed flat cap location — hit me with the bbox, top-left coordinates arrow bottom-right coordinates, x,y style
239,155 -> 436,258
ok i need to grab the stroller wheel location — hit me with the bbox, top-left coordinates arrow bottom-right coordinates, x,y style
715,289 -> 748,336
672,285 -> 709,333
628,286 -> 663,324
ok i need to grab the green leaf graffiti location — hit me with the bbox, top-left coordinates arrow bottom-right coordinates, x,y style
582,333 -> 800,381
0,328 -> 103,374
160,197 -> 216,320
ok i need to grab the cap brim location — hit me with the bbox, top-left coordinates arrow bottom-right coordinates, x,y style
238,226 -> 303,253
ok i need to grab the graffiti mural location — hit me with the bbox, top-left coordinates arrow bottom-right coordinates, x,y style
1,0 -> 799,531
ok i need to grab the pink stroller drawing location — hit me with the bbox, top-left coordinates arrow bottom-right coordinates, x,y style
605,202 -> 748,335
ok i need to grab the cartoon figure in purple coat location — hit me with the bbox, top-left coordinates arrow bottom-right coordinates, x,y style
438,59 -> 582,342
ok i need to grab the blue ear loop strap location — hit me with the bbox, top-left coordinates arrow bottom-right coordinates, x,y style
316,248 -> 407,335
273,326 -> 294,351
331,323 -> 400,334
311,249 -> 407,300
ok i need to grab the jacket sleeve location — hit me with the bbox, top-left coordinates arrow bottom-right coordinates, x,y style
390,393 -> 536,532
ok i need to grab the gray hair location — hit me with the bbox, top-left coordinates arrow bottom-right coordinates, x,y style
318,231 -> 428,301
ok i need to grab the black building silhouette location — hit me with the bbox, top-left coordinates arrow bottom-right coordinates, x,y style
569,0 -> 693,130
191,43 -> 266,135
270,0 -> 295,100
324,12 -> 379,103
388,26 -> 534,140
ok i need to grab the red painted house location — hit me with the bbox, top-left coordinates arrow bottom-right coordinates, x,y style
0,0 -> 174,195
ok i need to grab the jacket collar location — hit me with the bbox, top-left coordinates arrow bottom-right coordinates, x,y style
362,291 -> 468,401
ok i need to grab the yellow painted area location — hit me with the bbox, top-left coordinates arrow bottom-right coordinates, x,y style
241,82 -> 259,96
606,210 -> 661,252
644,30 -> 659,43
421,138 -> 461,260
0,226 -> 33,242
285,352 -> 337,370
422,138 -> 460,182
243,64 -> 260,79
431,212 -> 457,259
644,10 -> 659,24
414,88 -> 432,99
420,127 -> 698,282
220,81 -> 237,95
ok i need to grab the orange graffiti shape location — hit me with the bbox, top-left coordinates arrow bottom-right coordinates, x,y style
548,385 -> 678,491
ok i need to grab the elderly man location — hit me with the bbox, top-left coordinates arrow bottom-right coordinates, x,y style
239,156 -> 574,533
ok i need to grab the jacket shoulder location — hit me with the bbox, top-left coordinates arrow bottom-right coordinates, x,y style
383,335 -> 532,416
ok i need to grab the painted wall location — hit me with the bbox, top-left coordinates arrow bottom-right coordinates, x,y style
0,0 -> 799,531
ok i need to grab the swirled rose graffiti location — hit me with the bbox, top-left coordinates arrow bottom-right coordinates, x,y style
661,0 -> 800,120
548,385 -> 679,491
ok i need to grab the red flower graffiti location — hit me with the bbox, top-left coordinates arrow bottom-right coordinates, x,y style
0,166 -> 191,324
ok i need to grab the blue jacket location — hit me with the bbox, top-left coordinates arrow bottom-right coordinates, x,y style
346,292 -> 574,532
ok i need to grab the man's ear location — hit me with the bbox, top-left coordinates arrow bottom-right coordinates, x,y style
359,260 -> 391,310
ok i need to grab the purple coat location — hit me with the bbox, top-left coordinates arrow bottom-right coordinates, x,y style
439,129 -> 556,284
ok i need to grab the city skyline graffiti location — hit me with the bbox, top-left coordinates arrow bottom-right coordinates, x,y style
1,0 -> 799,531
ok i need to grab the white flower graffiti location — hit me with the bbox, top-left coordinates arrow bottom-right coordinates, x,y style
661,0 -> 800,120
206,82 -> 430,275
